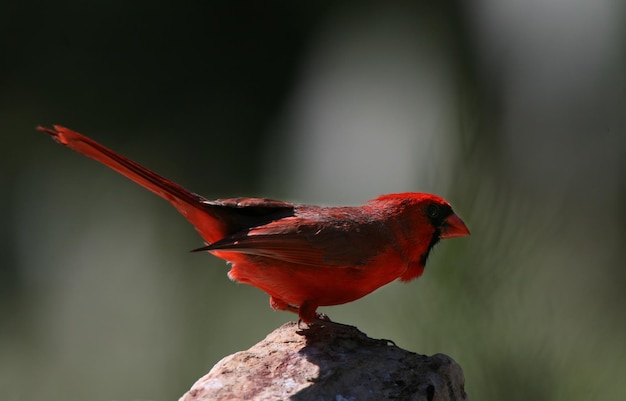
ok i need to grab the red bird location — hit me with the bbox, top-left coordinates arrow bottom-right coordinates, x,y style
38,125 -> 470,323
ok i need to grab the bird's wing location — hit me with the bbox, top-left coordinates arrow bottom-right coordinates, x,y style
203,212 -> 393,267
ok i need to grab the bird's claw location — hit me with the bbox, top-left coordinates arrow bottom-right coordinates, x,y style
297,313 -> 333,329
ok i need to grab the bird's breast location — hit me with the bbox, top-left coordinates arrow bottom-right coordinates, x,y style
221,249 -> 410,307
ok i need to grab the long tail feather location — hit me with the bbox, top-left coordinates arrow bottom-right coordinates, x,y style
38,125 -> 225,243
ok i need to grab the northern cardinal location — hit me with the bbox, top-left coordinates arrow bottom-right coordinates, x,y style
38,125 -> 469,322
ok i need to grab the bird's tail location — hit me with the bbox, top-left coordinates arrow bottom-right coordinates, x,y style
38,125 -> 226,243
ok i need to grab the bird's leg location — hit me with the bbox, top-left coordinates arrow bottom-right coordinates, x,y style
297,301 -> 331,324
270,297 -> 330,326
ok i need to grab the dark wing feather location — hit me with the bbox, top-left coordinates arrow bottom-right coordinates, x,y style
200,197 -> 296,237
204,211 -> 393,267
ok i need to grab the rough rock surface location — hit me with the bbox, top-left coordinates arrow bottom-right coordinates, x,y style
179,321 -> 467,401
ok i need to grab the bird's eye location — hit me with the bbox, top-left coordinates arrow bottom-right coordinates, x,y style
426,204 -> 440,219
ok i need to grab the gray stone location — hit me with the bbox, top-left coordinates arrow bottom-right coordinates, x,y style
179,321 -> 467,401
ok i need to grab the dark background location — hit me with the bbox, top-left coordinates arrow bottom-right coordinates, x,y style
2,2 -> 625,400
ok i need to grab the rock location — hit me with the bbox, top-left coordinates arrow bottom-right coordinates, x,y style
179,321 -> 467,401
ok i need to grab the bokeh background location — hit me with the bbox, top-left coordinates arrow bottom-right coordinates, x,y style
2,1 -> 625,400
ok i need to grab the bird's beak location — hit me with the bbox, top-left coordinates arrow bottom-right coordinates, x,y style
440,213 -> 470,239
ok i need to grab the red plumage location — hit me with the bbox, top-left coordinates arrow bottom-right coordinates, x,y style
38,125 -> 469,322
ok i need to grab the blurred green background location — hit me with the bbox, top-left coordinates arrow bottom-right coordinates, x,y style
2,1 -> 625,400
